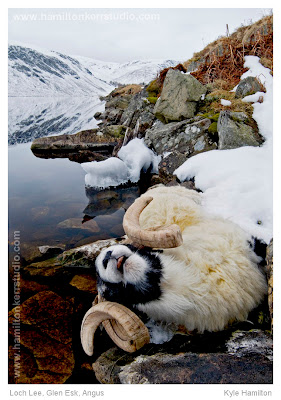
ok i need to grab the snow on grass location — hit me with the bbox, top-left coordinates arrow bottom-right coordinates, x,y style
82,138 -> 160,189
221,99 -> 231,106
175,56 -> 273,243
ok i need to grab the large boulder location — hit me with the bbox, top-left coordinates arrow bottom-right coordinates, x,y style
153,69 -> 207,123
217,111 -> 262,149
145,117 -> 215,156
93,331 -> 273,384
235,76 -> 265,99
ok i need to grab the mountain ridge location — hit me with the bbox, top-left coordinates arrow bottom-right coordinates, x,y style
8,42 -> 178,97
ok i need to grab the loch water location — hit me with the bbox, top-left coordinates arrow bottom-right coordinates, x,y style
8,97 -> 140,264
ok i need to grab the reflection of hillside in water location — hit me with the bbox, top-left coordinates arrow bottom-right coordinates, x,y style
8,96 -> 104,145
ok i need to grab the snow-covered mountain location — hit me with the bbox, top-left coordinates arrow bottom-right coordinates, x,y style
8,43 -> 114,97
74,55 -> 177,86
8,42 -> 178,97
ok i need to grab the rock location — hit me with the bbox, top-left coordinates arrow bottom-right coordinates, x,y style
23,257 -> 67,278
94,111 -> 102,119
18,277 -> 49,299
20,243 -> 44,264
57,218 -> 100,233
99,108 -> 124,125
59,236 -> 127,269
132,108 -> 155,137
235,76 -> 265,98
145,117 -> 216,156
30,206 -> 49,220
93,346 -> 272,384
39,245 -> 65,257
69,274 -> 97,295
105,95 -> 132,111
31,129 -> 117,156
180,180 -> 197,190
217,111 -> 262,149
8,291 -> 74,383
67,151 -> 107,163
120,89 -> 150,128
103,125 -> 127,138
226,330 -> 273,361
153,69 -> 207,123
158,151 -> 187,183
24,237 -> 126,278
266,239 -> 273,330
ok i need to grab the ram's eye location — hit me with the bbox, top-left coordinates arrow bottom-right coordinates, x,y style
103,251 -> 112,269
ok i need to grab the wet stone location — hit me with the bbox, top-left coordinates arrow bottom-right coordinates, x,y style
8,291 -> 75,384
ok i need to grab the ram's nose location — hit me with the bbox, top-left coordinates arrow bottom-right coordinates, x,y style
117,256 -> 125,270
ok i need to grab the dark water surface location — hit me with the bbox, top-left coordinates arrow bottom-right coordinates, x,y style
8,142 -> 139,262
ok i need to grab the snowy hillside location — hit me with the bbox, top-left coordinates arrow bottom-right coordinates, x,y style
8,43 -> 114,97
75,55 -> 177,85
8,42 -> 177,97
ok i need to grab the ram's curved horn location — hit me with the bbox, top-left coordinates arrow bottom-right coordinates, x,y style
80,300 -> 150,355
123,196 -> 183,248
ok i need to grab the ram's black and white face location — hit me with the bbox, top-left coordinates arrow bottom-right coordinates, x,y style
95,244 -> 163,307
96,244 -> 150,286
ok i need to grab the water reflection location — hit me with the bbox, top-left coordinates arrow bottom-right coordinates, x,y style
84,186 -> 140,218
8,96 -> 104,145
8,141 -> 142,263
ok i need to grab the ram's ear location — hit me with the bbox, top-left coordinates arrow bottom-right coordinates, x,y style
123,196 -> 183,249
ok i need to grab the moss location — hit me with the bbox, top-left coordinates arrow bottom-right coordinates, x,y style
197,112 -> 220,122
105,125 -> 126,138
208,121 -> 218,135
205,90 -> 235,103
211,113 -> 220,122
146,79 -> 161,97
147,97 -> 158,104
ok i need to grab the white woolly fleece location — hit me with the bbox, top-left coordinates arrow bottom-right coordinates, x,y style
137,186 -> 267,333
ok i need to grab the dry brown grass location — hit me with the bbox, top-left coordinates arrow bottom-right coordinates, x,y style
182,15 -> 273,89
111,84 -> 142,97
198,90 -> 254,118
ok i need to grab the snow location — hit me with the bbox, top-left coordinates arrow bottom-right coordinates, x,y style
118,138 -> 161,182
82,138 -> 161,189
145,319 -> 176,344
82,157 -> 129,189
175,56 -> 273,244
163,151 -> 172,158
221,99 -> 231,106
242,92 -> 264,103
